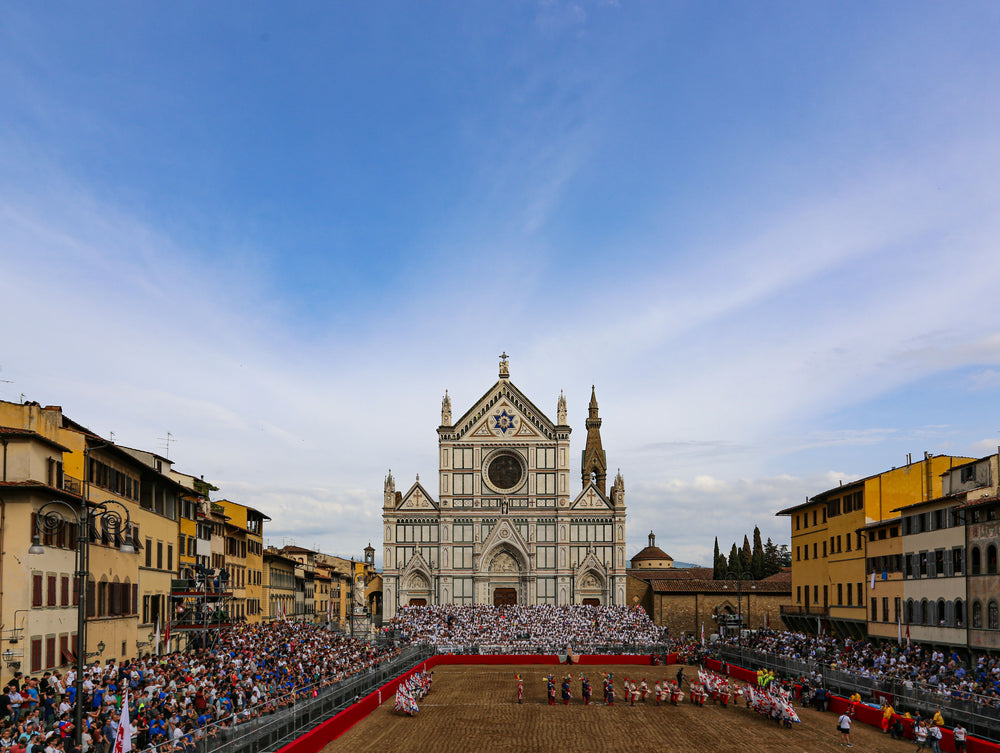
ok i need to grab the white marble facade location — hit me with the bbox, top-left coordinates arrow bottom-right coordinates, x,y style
382,356 -> 627,619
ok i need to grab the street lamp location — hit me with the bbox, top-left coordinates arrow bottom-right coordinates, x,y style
30,498 -> 133,750
723,570 -> 755,657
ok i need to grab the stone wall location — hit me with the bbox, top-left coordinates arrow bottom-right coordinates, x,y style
652,592 -> 790,640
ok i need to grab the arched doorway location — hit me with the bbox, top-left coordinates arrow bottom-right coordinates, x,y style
494,588 -> 517,606
582,598 -> 600,606
485,548 -> 523,606
403,572 -> 431,607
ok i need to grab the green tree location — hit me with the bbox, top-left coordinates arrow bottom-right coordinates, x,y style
740,534 -> 753,574
751,526 -> 765,579
777,544 -> 792,567
728,542 -> 740,573
763,537 -> 781,578
713,537 -> 722,579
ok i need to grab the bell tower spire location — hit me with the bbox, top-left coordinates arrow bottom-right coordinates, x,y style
441,389 -> 452,426
581,385 -> 607,494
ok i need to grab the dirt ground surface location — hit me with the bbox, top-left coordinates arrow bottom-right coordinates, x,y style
324,663 -> 922,753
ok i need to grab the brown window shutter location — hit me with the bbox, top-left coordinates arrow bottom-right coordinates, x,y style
32,573 -> 43,607
31,638 -> 42,673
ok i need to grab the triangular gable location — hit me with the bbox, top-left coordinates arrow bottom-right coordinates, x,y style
479,518 -> 531,567
398,482 -> 439,511
401,551 -> 433,590
451,381 -> 556,441
571,483 -> 611,510
575,550 -> 608,580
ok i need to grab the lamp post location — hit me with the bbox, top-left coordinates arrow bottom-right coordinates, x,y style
723,570 -> 754,660
30,498 -> 134,750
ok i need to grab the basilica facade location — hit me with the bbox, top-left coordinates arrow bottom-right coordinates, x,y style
381,356 -> 628,619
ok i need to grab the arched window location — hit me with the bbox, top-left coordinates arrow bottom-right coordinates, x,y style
906,599 -> 914,625
990,601 -> 999,630
972,547 -> 982,575
938,599 -> 947,626
956,599 -> 965,627
988,545 -> 998,575
921,598 -> 930,626
973,600 -> 983,628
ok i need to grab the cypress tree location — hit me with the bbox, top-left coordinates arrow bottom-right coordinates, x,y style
713,537 -> 721,579
740,534 -> 753,574
728,542 -> 739,573
751,526 -> 765,579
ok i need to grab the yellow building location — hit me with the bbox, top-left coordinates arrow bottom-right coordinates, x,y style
314,568 -> 332,623
1,402 -> 82,684
778,453 -> 972,637
313,554 -> 353,629
214,499 -> 268,622
263,548 -> 297,620
166,469 -> 217,576
861,517 -> 904,642
0,400 -> 192,672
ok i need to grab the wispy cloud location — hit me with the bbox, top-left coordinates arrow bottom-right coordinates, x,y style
2,3 -> 1000,566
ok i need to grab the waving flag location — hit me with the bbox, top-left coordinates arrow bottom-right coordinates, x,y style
113,690 -> 132,752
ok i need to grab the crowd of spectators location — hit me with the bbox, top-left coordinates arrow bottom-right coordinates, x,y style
390,604 -> 665,650
715,629 -> 1000,709
0,621 -> 400,753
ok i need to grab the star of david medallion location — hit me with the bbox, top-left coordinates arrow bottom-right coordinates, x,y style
492,409 -> 517,435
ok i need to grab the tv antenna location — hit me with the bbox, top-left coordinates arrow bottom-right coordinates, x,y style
158,431 -> 175,457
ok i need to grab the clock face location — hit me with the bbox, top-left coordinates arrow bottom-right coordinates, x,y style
485,451 -> 525,491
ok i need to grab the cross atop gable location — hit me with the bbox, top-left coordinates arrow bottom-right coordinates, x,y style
398,482 -> 439,511
571,483 -> 611,510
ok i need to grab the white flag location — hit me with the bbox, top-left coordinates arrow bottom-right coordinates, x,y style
113,689 -> 132,753
153,617 -> 161,657
870,572 -> 876,590
700,622 -> 705,646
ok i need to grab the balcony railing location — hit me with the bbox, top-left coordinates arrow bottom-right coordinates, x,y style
61,475 -> 83,496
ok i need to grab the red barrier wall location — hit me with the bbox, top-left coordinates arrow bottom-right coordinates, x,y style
279,659 -> 436,753
726,665 -> 757,684
576,654 -> 670,665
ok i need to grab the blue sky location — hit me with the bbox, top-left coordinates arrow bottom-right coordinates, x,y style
2,1 -> 1000,565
